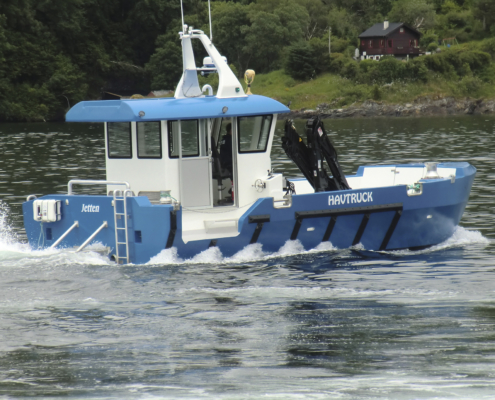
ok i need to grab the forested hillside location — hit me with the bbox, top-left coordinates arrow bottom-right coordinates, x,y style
0,0 -> 494,122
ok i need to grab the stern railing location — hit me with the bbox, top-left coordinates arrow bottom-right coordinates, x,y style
68,180 -> 130,195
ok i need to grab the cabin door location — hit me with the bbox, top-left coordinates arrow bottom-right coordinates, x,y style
175,119 -> 213,208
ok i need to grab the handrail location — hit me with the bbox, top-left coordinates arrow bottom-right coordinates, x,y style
50,221 -> 79,248
68,180 -> 130,195
76,221 -> 108,253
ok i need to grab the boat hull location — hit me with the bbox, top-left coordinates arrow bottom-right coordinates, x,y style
22,162 -> 476,264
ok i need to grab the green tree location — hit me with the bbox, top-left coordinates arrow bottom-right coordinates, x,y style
285,42 -> 316,80
327,7 -> 359,40
326,0 -> 393,32
387,0 -> 436,30
242,11 -> 286,72
211,1 -> 251,76
242,0 -> 309,72
296,0 -> 328,39
308,36 -> 330,73
419,30 -> 439,48
0,15 -> 10,116
146,38 -> 183,90
472,0 -> 495,33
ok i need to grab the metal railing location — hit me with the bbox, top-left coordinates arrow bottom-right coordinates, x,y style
67,180 -> 130,195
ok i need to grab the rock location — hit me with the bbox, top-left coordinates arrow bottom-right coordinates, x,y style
284,96 -> 495,120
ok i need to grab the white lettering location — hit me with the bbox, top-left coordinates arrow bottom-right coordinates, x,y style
328,191 -> 374,206
81,204 -> 100,213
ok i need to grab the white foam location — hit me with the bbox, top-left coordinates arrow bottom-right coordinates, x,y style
226,243 -> 266,262
0,201 -> 30,255
146,226 -> 488,265
389,226 -> 489,256
272,239 -> 306,256
147,239 -> 338,266
312,241 -> 338,252
148,247 -> 184,265
189,246 -> 224,264
442,225 -> 489,246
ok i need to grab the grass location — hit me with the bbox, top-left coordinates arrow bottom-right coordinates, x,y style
248,69 -> 495,110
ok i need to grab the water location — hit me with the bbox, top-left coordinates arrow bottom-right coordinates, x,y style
0,116 -> 494,398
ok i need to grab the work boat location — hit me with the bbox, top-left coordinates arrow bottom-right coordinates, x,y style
22,27 -> 476,264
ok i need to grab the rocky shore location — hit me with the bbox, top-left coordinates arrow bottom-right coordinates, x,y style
284,96 -> 495,119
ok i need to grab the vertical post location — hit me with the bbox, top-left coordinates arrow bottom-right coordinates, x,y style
178,120 -> 183,206
329,27 -> 331,55
180,0 -> 185,29
208,0 -> 213,41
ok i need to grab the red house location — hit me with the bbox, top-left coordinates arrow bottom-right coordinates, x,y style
358,21 -> 421,61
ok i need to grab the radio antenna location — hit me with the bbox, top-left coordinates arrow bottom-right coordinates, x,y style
180,0 -> 185,29
208,0 -> 213,41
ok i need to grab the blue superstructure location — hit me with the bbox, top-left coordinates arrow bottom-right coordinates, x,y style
66,95 -> 289,122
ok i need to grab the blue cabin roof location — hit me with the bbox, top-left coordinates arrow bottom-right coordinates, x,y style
66,95 -> 290,122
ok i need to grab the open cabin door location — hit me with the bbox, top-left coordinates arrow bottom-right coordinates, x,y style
169,119 -> 213,208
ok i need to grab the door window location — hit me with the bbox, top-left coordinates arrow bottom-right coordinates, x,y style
168,120 -> 199,158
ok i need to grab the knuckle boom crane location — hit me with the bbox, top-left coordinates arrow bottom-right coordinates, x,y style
282,116 -> 351,192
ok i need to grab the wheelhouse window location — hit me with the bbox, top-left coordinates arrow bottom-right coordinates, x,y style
238,115 -> 272,153
168,120 -> 199,158
107,122 -> 132,158
137,122 -> 162,158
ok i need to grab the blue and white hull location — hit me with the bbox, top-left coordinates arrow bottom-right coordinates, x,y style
22,162 -> 475,264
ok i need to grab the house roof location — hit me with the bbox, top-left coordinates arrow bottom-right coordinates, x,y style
358,22 -> 421,38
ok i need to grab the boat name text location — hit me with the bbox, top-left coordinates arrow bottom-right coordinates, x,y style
81,204 -> 100,212
328,192 -> 373,206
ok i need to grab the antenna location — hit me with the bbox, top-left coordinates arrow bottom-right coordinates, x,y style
180,0 -> 185,29
208,0 -> 213,41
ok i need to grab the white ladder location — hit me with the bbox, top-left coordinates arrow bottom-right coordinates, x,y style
113,189 -> 132,264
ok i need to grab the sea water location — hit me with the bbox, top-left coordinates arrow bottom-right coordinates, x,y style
0,116 -> 494,399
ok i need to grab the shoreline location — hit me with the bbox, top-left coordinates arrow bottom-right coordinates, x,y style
283,96 -> 495,119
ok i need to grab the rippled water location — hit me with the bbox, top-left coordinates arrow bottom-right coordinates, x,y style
0,116 -> 494,398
